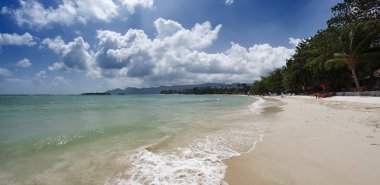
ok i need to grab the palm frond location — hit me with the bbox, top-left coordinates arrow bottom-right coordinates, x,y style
349,29 -> 354,53
325,58 -> 347,70
333,53 -> 348,59
353,24 -> 380,55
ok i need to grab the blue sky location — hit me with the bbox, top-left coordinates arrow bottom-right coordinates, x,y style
0,0 -> 340,94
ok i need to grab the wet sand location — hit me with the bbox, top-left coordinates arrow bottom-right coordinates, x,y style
225,96 -> 380,185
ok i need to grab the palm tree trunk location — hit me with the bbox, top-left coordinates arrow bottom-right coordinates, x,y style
351,69 -> 360,92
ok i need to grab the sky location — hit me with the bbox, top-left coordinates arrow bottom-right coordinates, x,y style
0,0 -> 341,94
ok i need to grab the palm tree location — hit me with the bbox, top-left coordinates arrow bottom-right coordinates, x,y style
325,20 -> 380,91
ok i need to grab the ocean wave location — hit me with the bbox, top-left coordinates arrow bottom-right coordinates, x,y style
29,126 -> 165,153
176,98 -> 222,105
249,97 -> 266,114
32,128 -> 105,150
106,123 -> 266,185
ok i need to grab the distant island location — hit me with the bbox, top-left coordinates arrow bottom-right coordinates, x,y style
160,83 -> 251,95
81,92 -> 111,95
82,83 -> 252,95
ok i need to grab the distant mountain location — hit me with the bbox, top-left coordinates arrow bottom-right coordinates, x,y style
104,83 -> 242,95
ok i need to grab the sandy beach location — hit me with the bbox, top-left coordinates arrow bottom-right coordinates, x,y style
225,96 -> 380,185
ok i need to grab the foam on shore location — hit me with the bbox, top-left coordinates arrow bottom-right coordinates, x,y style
106,122 -> 267,185
249,97 -> 266,114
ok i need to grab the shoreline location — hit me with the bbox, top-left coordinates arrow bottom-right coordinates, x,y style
224,95 -> 380,185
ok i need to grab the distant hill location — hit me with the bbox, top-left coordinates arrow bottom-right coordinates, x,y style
81,92 -> 111,95
104,83 -> 245,95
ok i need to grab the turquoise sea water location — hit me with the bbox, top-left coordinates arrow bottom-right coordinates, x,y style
0,95 -> 265,185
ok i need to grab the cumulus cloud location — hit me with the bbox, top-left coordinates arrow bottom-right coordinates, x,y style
91,18 -> 294,87
16,58 -> 32,68
94,29 -> 152,71
93,18 -> 222,80
1,7 -> 9,14
154,18 -> 222,50
42,36 -> 92,71
9,0 -> 117,27
0,67 -> 12,77
225,0 -> 234,5
32,70 -> 47,85
39,18 -> 295,87
34,70 -> 47,79
289,37 -> 302,47
119,0 -> 154,14
3,0 -> 154,28
51,76 -> 68,86
0,32 -> 36,46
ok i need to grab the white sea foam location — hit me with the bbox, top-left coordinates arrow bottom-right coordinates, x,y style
249,97 -> 266,114
106,123 -> 267,185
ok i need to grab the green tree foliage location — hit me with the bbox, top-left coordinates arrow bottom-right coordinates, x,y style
160,84 -> 251,95
252,0 -> 380,95
251,80 -> 266,95
325,20 -> 380,91
263,68 -> 285,94
328,0 -> 380,28
284,40 -> 314,93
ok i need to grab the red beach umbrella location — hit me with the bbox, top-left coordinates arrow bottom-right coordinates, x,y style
318,84 -> 330,89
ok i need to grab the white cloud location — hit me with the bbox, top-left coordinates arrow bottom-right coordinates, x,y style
0,67 -> 12,77
11,0 -> 79,27
51,76 -> 68,86
154,18 -> 183,39
32,70 -> 47,85
39,18 -> 295,88
1,7 -> 9,14
225,0 -> 234,5
153,18 -> 222,50
75,0 -> 119,23
0,32 -> 36,46
48,62 -> 65,71
42,36 -> 92,71
93,18 -> 222,79
4,0 -> 154,28
289,37 -> 302,47
91,18 -> 294,87
4,78 -> 24,83
42,36 -> 67,53
34,70 -> 47,79
119,0 -> 154,14
16,58 -> 32,68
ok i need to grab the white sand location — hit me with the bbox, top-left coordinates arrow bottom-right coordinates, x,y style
292,95 -> 380,104
225,96 -> 380,185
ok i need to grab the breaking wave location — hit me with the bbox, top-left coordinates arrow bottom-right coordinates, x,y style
106,122 -> 266,185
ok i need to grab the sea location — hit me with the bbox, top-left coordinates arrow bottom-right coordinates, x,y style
0,94 -> 268,185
